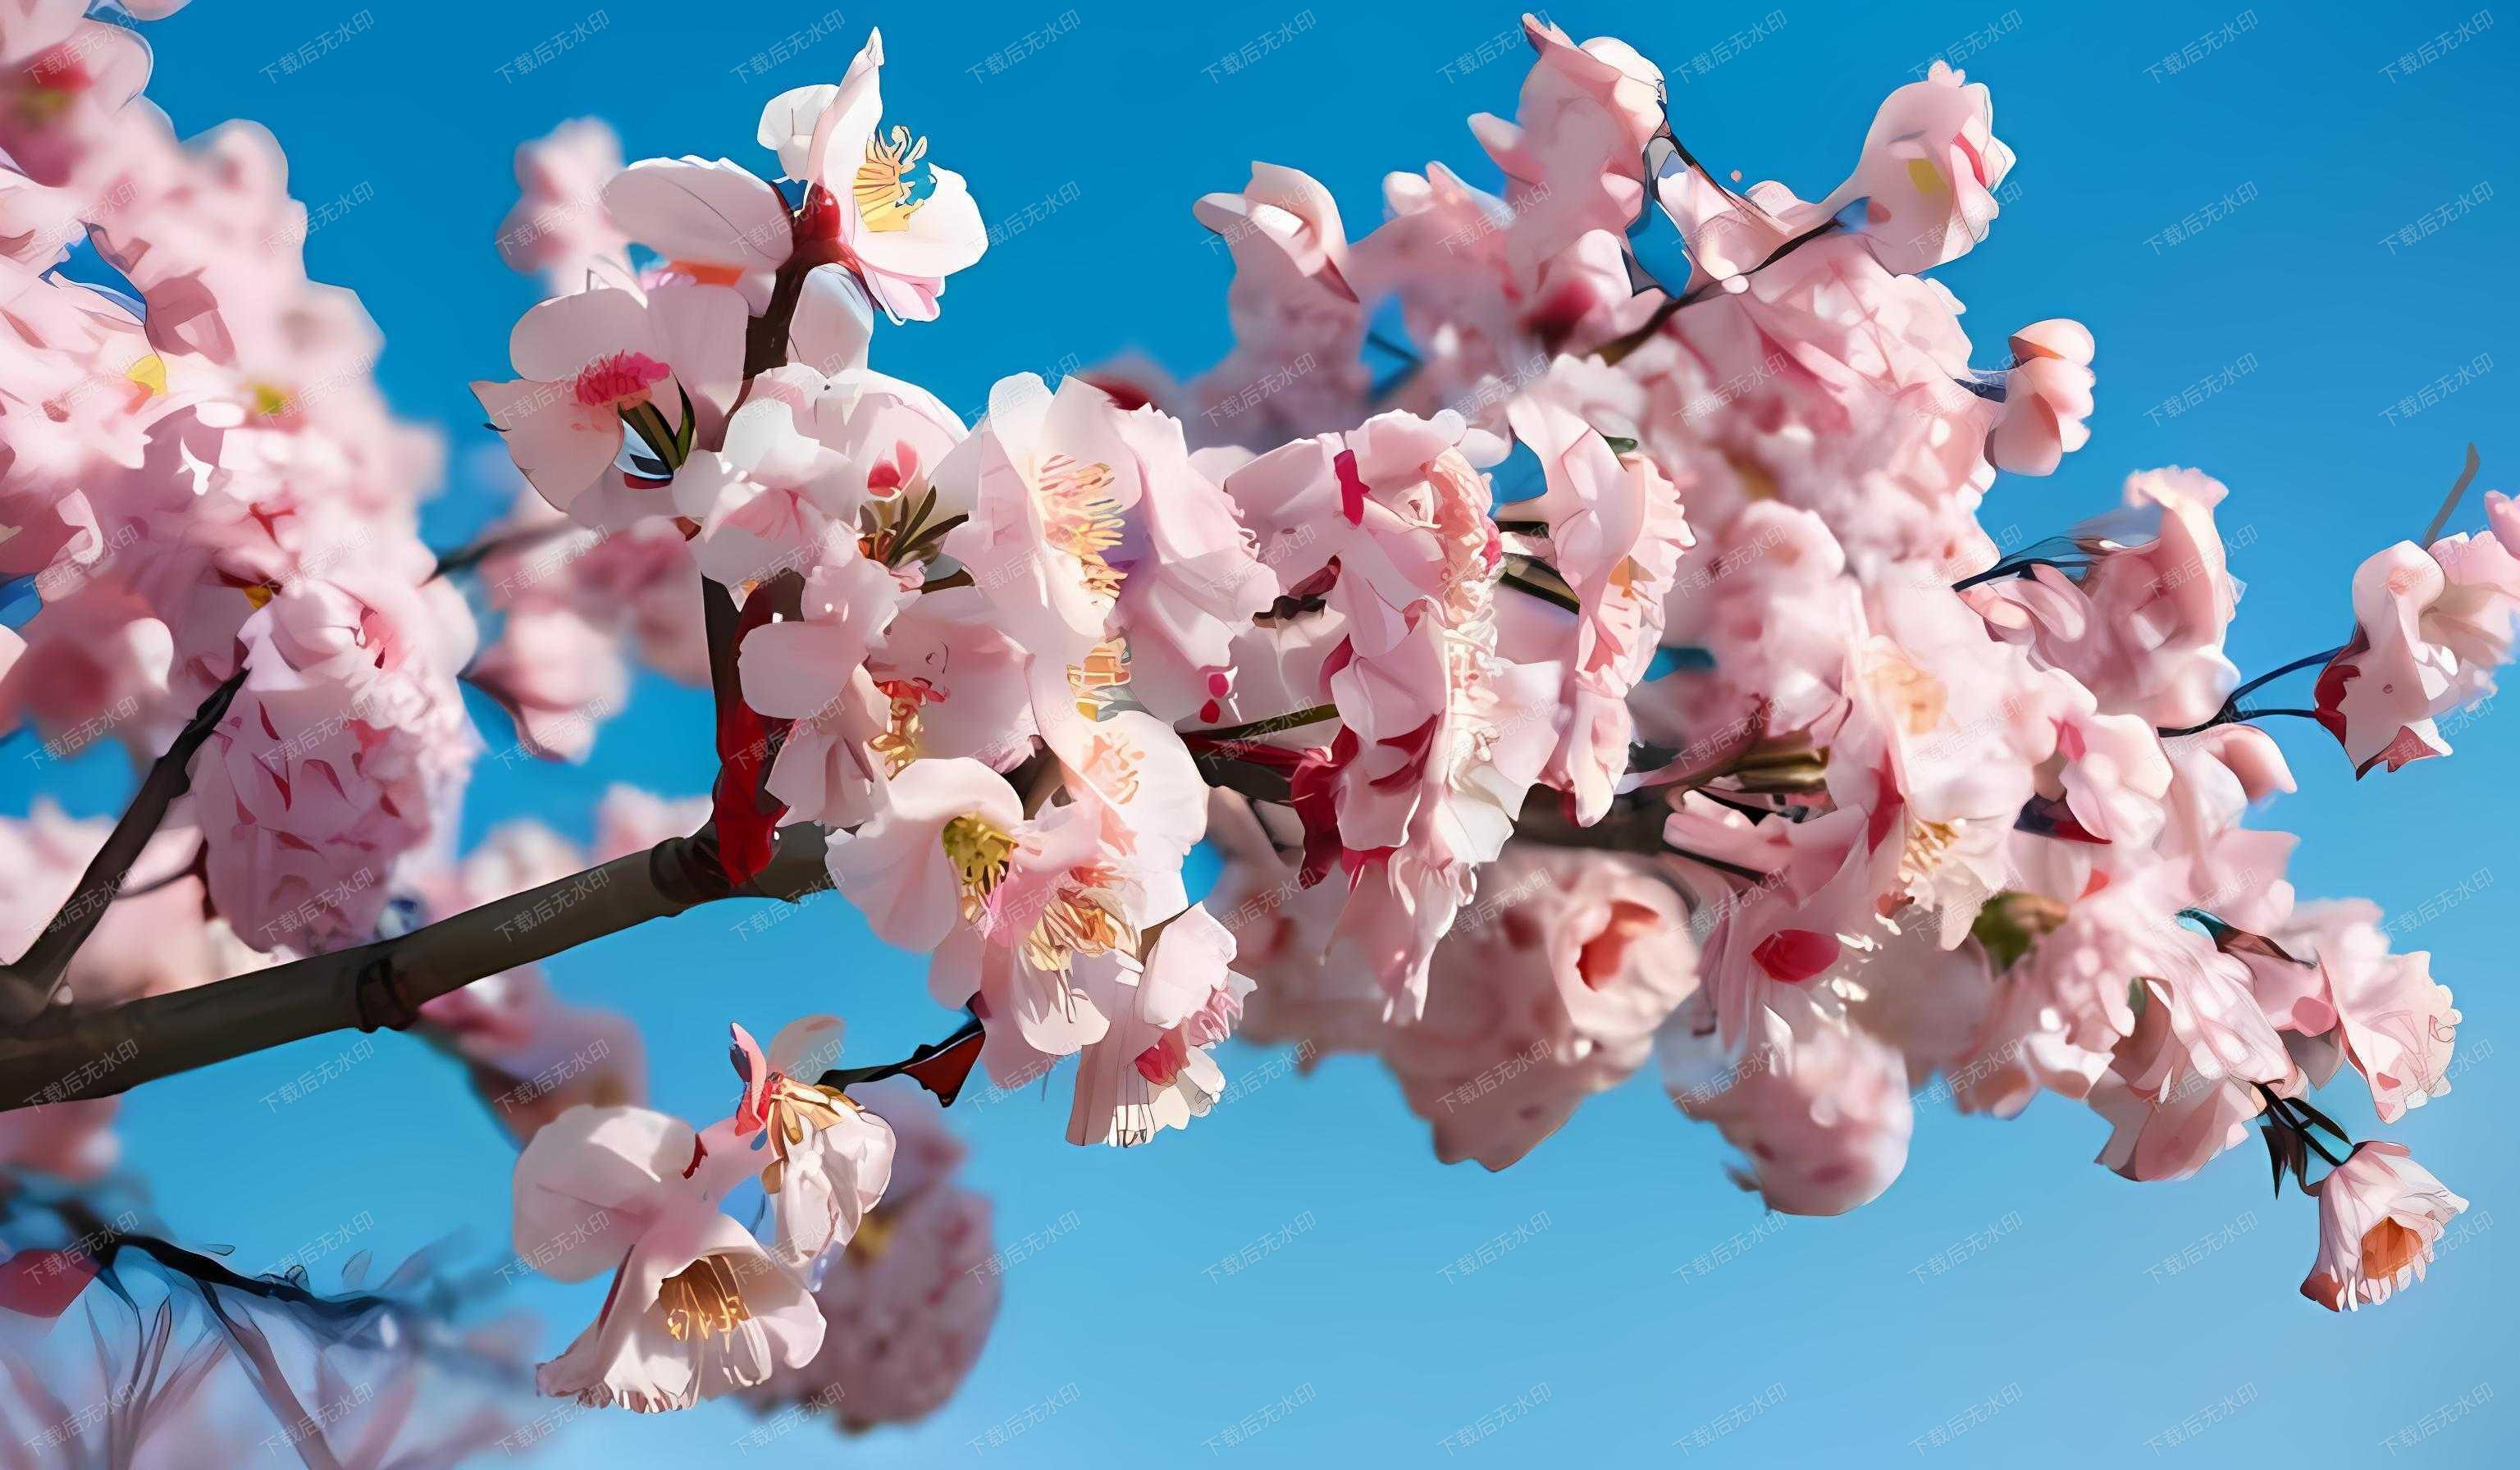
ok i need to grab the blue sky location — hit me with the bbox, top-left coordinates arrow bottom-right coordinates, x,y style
7,0 -> 2518,1464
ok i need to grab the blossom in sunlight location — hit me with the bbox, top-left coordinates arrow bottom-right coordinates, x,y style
5,18 -> 2506,1460
728,1016 -> 897,1264
762,28 -> 988,322
470,283 -> 746,527
514,1106 -> 824,1412
2315,511 -> 2520,776
743,1082 -> 1001,1432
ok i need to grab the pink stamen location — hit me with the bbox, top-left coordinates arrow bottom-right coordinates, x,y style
573,351 -> 670,409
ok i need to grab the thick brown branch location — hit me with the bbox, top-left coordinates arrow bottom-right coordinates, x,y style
0,824 -> 832,1112
2,670 -> 245,1018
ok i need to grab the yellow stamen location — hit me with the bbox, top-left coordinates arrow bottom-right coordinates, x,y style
847,1208 -> 900,1264
1898,816 -> 1961,891
941,814 -> 1016,916
870,679 -> 931,775
658,1255 -> 754,1343
1034,454 -> 1125,602
1066,637 -> 1134,722
1021,865 -> 1134,975
854,125 -> 932,232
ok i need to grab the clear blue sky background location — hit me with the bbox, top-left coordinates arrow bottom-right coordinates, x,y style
6,0 -> 2516,1464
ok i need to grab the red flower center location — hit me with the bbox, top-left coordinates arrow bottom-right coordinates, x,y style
573,350 -> 669,409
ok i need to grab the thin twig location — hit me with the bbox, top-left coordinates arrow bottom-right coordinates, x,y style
3,671 -> 246,1012
2418,442 -> 2481,548
2229,646 -> 2346,703
1500,555 -> 1581,614
427,519 -> 576,582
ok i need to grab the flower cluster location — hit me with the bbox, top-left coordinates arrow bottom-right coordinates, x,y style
509,1016 -> 895,1412
448,11 -> 2495,1338
5,5 -> 2508,1451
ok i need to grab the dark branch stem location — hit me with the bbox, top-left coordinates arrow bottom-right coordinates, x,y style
2418,442 -> 2481,548
1500,555 -> 1582,614
1593,215 -> 1849,368
2230,646 -> 2346,703
1188,703 -> 1338,746
742,207 -> 821,381
818,1012 -> 983,1093
1951,555 -> 2079,592
2,671 -> 245,1016
427,519 -> 575,582
0,824 -> 832,1112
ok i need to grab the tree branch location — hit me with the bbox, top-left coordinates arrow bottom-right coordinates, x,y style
427,518 -> 576,582
2,670 -> 245,1020
0,823 -> 832,1112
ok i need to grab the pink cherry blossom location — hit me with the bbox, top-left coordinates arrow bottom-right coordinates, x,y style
471,282 -> 746,527
1470,16 -> 1665,287
1815,61 -> 2016,275
2315,527 -> 2520,776
514,1106 -> 823,1411
728,1016 -> 897,1264
1666,987 -> 1915,1216
1986,319 -> 2095,477
822,756 -> 1025,952
194,575 -> 477,953
604,154 -> 792,312
762,29 -> 988,323
1066,904 -> 1255,1147
744,1083 -> 1000,1431
1189,163 -> 1369,442
496,119 -> 632,293
737,550 -> 906,827
2299,1143 -> 2467,1312
1383,848 -> 1698,1169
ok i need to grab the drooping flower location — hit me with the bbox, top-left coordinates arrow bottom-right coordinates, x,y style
742,1082 -> 1000,1431
2314,521 -> 2520,776
2299,1142 -> 2467,1312
1066,904 -> 1255,1147
1382,847 -> 1699,1169
1664,986 -> 1915,1216
728,1016 -> 897,1265
513,1107 -> 824,1411
1985,318 -> 2095,477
